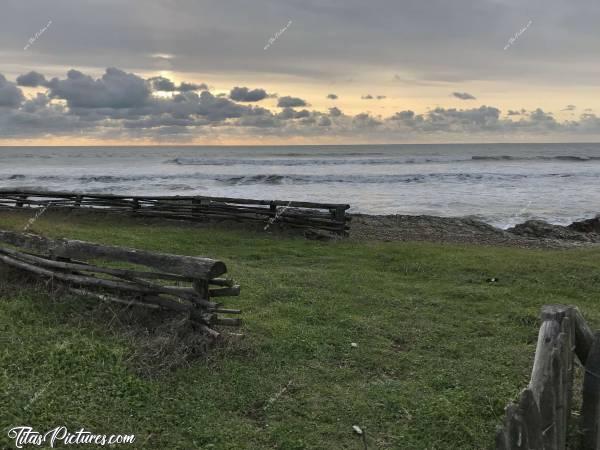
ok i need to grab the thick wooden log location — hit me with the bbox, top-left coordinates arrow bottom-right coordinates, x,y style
0,246 -> 194,282
0,252 -> 182,298
582,333 -> 600,450
0,230 -> 226,278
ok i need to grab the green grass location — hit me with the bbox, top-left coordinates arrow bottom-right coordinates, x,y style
1,210 -> 600,449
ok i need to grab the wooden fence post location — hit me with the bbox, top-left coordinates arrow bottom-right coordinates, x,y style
495,305 -> 597,449
582,333 -> 600,450
15,195 -> 27,208
572,308 -> 595,365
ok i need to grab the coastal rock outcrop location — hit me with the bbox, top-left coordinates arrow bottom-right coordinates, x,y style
506,220 -> 599,242
350,214 -> 600,248
568,216 -> 600,234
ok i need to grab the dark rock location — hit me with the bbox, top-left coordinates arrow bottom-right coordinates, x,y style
568,215 -> 600,233
349,214 -> 600,248
507,220 -> 593,242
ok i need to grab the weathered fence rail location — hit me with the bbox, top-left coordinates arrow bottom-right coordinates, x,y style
0,230 -> 240,338
0,190 -> 351,236
496,305 -> 600,450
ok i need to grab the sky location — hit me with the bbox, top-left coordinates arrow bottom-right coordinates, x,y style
2,0 -> 600,145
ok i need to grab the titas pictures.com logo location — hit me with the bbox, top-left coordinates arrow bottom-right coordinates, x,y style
7,426 -> 135,448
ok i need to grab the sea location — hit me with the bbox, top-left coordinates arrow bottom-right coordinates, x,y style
0,143 -> 599,229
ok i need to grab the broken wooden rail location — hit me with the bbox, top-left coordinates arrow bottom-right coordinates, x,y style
0,189 -> 351,236
0,230 -> 240,337
496,305 -> 600,450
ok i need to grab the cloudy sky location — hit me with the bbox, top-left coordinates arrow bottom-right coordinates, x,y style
2,0 -> 600,145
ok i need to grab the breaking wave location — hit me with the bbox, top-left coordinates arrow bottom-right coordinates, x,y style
166,154 -> 600,167
0,171 -> 596,187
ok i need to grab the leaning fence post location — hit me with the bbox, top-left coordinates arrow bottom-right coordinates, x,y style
572,308 -> 595,365
581,333 -> 600,450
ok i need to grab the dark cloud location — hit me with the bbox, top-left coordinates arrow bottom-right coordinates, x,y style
376,95 -> 386,100
16,71 -> 48,87
180,82 -> 208,92
329,106 -> 343,117
327,94 -> 338,100
278,107 -> 312,120
507,110 -> 521,116
528,108 -> 557,127
0,75 -> 24,107
148,77 -> 208,92
391,110 -> 417,121
277,96 -> 307,107
361,95 -> 373,99
148,76 -> 177,91
353,112 -> 382,128
229,86 -> 268,102
562,104 -> 576,111
48,68 -> 150,108
425,106 -> 500,130
452,92 -> 476,100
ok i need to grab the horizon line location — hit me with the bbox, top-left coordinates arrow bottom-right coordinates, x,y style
2,141 -> 600,148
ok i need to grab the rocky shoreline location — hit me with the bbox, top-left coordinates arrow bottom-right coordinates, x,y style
349,214 -> 600,249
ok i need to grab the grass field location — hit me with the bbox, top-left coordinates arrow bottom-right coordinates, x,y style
1,210 -> 599,449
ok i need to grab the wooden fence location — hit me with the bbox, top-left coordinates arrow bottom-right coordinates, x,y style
0,189 -> 351,236
496,305 -> 600,449
0,230 -> 240,338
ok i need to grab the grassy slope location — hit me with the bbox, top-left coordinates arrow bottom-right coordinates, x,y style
1,210 -> 600,449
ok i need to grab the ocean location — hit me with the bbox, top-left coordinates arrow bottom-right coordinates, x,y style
0,143 -> 599,229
